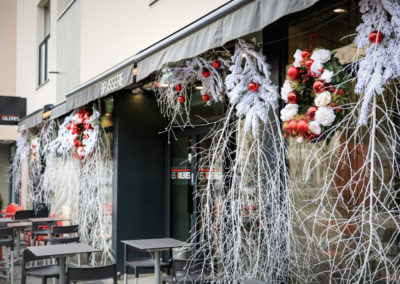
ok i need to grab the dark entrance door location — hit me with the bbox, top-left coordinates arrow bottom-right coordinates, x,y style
169,127 -> 222,242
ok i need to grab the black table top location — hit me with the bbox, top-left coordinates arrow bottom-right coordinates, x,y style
28,243 -> 98,258
122,238 -> 186,251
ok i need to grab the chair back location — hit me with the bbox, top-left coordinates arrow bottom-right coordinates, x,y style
0,227 -> 14,250
22,249 -> 50,270
34,206 -> 49,218
49,236 -> 79,245
32,221 -> 53,231
14,210 -> 34,220
66,263 -> 118,284
52,225 -> 78,237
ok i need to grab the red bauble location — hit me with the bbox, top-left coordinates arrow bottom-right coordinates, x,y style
287,66 -> 299,79
369,30 -> 383,44
286,120 -> 298,134
212,60 -> 221,69
178,95 -> 185,103
313,80 -> 325,93
305,59 -> 314,70
287,92 -> 298,104
248,82 -> 259,92
297,119 -> 309,135
301,50 -> 311,60
202,69 -> 210,78
174,84 -> 182,92
154,82 -> 159,88
202,94 -> 210,102
307,106 -> 318,120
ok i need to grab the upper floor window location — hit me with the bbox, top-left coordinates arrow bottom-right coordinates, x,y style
38,3 -> 50,86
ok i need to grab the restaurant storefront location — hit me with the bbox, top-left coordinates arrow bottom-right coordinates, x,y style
13,0 -> 400,282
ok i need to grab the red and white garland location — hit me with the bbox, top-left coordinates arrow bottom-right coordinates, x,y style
30,137 -> 40,162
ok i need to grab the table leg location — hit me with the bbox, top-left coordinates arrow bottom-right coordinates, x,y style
154,250 -> 160,284
59,256 -> 66,284
16,228 -> 20,260
47,225 -> 52,238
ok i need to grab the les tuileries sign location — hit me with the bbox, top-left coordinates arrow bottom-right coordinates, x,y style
0,96 -> 26,125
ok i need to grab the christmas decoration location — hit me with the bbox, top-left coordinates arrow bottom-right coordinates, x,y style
174,84 -> 182,92
202,94 -> 210,102
202,68 -> 210,78
212,59 -> 221,69
280,48 -> 350,142
154,81 -> 159,88
178,95 -> 185,103
354,0 -> 400,125
30,137 -> 40,162
225,39 -> 278,138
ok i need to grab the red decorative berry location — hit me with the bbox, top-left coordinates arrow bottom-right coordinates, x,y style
287,92 -> 298,104
313,80 -> 325,93
287,66 -> 299,79
178,95 -> 185,103
305,59 -> 314,69
212,60 -> 221,69
301,50 -> 311,60
248,82 -> 259,92
369,30 -> 384,44
154,82 -> 159,88
174,84 -> 182,92
202,94 -> 210,102
297,119 -> 309,135
307,106 -> 318,120
202,69 -> 210,78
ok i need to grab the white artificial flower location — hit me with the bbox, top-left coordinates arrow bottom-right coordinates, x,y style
293,59 -> 301,68
320,69 -> 334,83
315,91 -> 332,107
315,106 -> 335,126
311,60 -> 324,75
311,49 -> 331,63
294,49 -> 303,61
280,104 -> 299,122
281,81 -> 293,101
309,121 -> 322,135
297,137 -> 304,143
77,146 -> 85,157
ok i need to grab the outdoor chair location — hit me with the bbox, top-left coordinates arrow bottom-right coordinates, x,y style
0,227 -> 14,282
124,245 -> 170,284
162,259 -> 213,284
14,209 -> 34,220
45,224 -> 79,245
29,221 -> 56,246
66,263 -> 118,284
21,249 -> 60,284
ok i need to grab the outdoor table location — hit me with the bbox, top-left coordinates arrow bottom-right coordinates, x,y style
7,221 -> 32,260
29,217 -> 70,237
122,238 -> 186,284
28,243 -> 99,284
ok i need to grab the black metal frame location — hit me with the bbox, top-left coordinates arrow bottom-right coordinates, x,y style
38,34 -> 50,86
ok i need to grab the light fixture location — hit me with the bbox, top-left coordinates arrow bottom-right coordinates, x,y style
195,86 -> 203,90
333,8 -> 347,13
160,83 -> 169,88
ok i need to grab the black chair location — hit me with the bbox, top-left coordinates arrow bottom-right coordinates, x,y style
31,221 -> 56,246
124,245 -> 170,284
45,225 -> 79,245
162,259 -> 212,284
14,210 -> 34,220
66,263 -> 118,284
0,227 -> 14,282
21,249 -> 59,284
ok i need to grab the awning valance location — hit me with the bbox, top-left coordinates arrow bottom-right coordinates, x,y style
66,63 -> 134,111
136,0 -> 319,81
18,109 -> 43,132
50,100 -> 70,120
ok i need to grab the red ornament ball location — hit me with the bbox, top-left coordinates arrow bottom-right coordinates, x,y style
288,66 -> 299,79
297,119 -> 309,135
313,80 -> 325,93
202,94 -> 210,102
154,82 -> 159,88
202,69 -> 210,78
307,106 -> 318,120
305,59 -> 314,70
212,60 -> 221,69
301,50 -> 311,60
287,92 -> 298,104
248,82 -> 259,92
369,30 -> 384,44
174,84 -> 182,92
286,120 -> 298,134
178,95 -> 185,103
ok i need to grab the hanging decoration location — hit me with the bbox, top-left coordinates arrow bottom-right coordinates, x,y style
280,48 -> 350,142
225,39 -> 278,138
354,0 -> 400,125
155,54 -> 229,139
